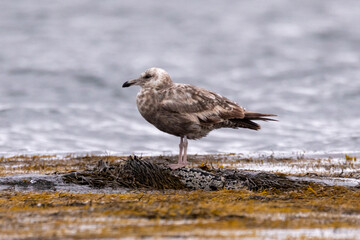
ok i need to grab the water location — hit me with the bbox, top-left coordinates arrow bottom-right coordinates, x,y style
0,0 -> 359,155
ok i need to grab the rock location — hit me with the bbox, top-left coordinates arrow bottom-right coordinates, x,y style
62,156 -> 308,191
172,167 -> 225,190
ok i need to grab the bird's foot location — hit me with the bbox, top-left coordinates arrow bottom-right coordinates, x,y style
168,163 -> 187,170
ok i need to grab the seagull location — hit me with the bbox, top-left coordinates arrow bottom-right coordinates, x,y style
123,67 -> 277,169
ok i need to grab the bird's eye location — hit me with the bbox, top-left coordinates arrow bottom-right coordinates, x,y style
144,74 -> 152,79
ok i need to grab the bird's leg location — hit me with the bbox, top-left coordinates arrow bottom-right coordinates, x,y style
182,136 -> 188,166
178,136 -> 184,164
169,137 -> 186,170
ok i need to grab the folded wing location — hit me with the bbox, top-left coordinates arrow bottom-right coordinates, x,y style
160,84 -> 245,125
160,84 -> 277,131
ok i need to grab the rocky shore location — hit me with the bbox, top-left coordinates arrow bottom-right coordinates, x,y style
0,153 -> 360,239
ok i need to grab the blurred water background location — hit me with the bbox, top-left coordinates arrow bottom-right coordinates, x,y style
0,0 -> 359,156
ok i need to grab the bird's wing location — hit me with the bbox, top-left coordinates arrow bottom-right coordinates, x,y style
160,84 -> 245,124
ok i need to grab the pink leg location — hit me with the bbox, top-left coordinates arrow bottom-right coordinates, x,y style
182,136 -> 188,165
178,137 -> 183,164
169,136 -> 187,170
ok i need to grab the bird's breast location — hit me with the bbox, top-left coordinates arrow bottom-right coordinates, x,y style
136,90 -> 159,123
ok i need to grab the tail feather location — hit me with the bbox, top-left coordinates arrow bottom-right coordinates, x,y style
228,111 -> 277,131
229,118 -> 261,130
244,111 -> 278,121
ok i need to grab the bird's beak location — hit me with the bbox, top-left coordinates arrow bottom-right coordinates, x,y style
122,79 -> 138,88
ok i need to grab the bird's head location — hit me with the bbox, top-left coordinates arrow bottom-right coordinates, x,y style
123,67 -> 173,90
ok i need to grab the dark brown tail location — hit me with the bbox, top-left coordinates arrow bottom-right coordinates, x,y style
244,111 -> 278,122
229,112 -> 277,130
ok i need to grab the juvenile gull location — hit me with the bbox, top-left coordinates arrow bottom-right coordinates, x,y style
123,68 -> 277,169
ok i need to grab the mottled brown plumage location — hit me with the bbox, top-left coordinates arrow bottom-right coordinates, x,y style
123,67 -> 277,169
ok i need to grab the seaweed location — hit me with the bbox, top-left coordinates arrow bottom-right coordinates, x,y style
63,156 -> 185,190
218,169 -> 307,191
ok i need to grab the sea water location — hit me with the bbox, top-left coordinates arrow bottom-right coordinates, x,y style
0,0 -> 359,155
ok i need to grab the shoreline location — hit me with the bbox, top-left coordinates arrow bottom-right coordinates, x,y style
0,153 -> 360,239
1,150 -> 359,158
1,152 -> 359,179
